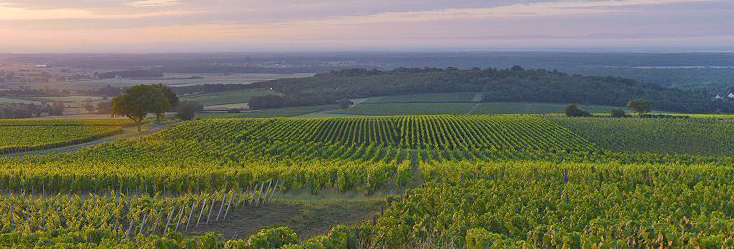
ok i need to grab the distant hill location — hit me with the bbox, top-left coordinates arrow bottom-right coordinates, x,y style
250,67 -> 733,113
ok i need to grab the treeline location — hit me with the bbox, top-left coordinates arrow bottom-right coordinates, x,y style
171,84 -> 252,95
97,70 -> 163,79
249,67 -> 733,113
0,89 -> 70,97
0,103 -> 63,119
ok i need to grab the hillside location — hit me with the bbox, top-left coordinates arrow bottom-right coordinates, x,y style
4,116 -> 734,248
250,67 -> 733,113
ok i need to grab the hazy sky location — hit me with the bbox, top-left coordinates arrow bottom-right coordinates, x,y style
0,0 -> 732,53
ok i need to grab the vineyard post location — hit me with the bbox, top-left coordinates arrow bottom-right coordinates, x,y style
266,180 -> 278,203
196,199 -> 206,227
151,211 -> 161,235
237,188 -> 242,205
263,180 -> 273,204
125,219 -> 134,237
250,186 -> 257,206
40,201 -> 45,229
253,183 -> 260,206
175,204 -> 185,231
216,193 -> 226,221
185,201 -> 196,231
223,191 -> 233,220
270,179 -> 280,203
275,182 -> 283,203
255,182 -> 264,206
246,187 -> 251,206
138,212 -> 148,235
9,202 -> 13,231
206,198 -> 215,224
164,207 -> 175,235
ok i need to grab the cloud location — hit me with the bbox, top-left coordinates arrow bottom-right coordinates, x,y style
0,0 -> 732,52
0,6 -> 193,20
127,0 -> 180,7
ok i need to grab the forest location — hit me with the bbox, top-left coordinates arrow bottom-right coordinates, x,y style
248,67 -> 733,113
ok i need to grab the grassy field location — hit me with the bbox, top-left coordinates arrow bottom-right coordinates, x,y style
362,92 -> 478,104
180,88 -> 281,106
334,103 -> 475,116
470,102 -> 619,115
552,117 -> 734,156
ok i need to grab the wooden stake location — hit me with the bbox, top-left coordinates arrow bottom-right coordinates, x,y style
138,212 -> 148,235
125,219 -> 134,237
164,207 -> 175,234
151,210 -> 161,235
9,202 -> 14,231
175,205 -> 185,231
206,198 -> 215,224
275,182 -> 284,203
185,201 -> 196,231
262,180 -> 273,204
223,192 -> 234,220
196,199 -> 206,227
216,193 -> 226,222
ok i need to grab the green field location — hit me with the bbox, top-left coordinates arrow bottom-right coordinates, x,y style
334,103 -> 475,116
0,97 -> 40,104
180,88 -> 281,106
2,115 -> 734,248
471,102 -> 619,114
362,92 -> 478,104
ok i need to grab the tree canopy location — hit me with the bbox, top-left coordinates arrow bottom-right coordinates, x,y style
626,99 -> 653,115
111,85 -> 170,132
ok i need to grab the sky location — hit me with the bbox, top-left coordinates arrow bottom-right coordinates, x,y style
0,0 -> 733,53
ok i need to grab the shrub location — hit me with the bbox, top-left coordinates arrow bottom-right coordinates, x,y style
564,105 -> 591,117
247,226 -> 298,249
610,108 -> 626,117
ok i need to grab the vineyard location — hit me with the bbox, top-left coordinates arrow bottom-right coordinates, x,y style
0,120 -> 125,154
2,115 -> 734,248
552,117 -> 734,157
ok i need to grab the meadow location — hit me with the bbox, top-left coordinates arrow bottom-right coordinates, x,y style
1,115 -> 734,248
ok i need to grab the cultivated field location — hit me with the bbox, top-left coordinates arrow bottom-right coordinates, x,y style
0,119 -> 127,154
1,115 -> 733,248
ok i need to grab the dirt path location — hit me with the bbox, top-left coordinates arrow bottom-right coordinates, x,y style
2,122 -> 177,158
185,200 -> 381,240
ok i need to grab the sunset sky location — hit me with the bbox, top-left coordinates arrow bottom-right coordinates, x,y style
0,0 -> 732,53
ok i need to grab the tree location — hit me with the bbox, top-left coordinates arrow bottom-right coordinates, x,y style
83,103 -> 95,114
176,101 -> 203,121
49,101 -> 64,116
610,108 -> 626,118
249,95 -> 287,109
564,104 -> 590,117
337,99 -> 353,109
111,85 -> 170,132
626,99 -> 653,116
96,102 -> 112,114
152,84 -> 179,122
